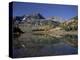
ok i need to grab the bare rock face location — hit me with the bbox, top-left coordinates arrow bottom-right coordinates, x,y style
21,13 -> 45,21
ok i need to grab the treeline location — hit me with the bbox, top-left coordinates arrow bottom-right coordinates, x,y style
60,16 -> 78,31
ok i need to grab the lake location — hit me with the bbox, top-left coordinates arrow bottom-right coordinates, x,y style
13,33 -> 78,58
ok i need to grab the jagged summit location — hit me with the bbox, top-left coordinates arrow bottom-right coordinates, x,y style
22,12 -> 45,21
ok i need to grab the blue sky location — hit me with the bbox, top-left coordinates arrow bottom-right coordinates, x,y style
13,2 -> 78,20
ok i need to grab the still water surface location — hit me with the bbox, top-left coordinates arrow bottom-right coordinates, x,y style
13,33 -> 78,58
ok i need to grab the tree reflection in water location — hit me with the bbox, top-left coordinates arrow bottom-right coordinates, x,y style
13,32 -> 78,58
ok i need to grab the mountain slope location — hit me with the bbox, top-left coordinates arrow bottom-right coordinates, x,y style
60,16 -> 78,31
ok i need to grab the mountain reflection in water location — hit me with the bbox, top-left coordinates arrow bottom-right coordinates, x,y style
13,33 -> 78,58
